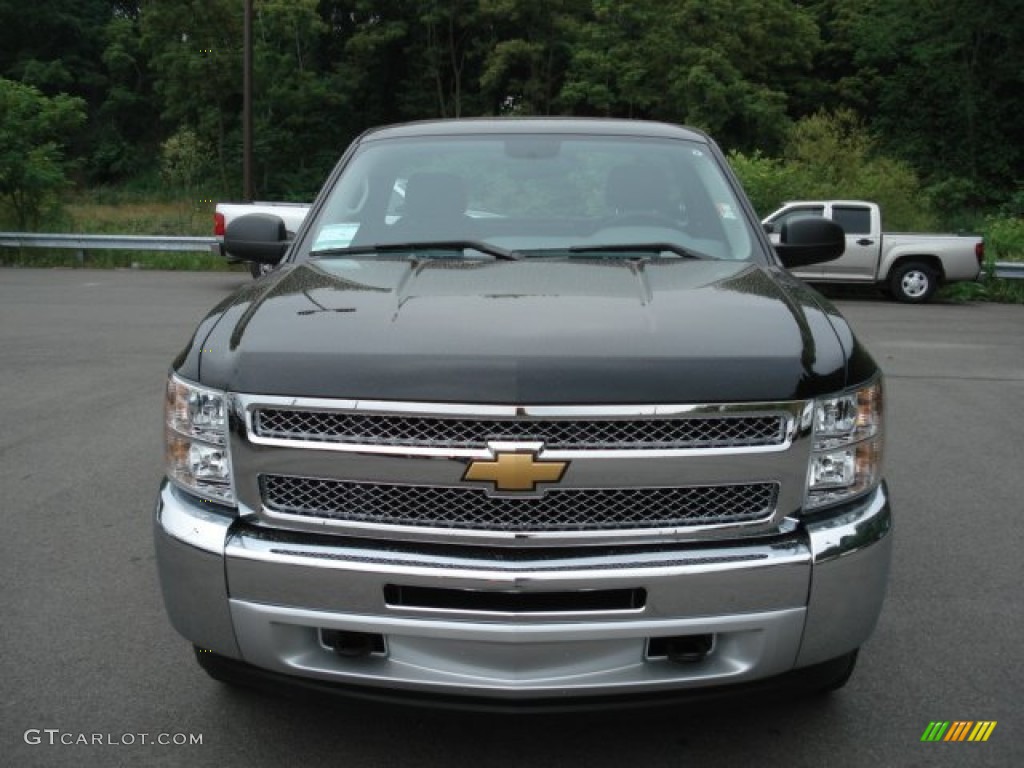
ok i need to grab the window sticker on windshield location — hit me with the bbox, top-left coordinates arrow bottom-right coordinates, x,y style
717,203 -> 738,220
313,223 -> 359,250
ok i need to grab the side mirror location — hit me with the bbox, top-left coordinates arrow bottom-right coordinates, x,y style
762,220 -> 776,234
224,213 -> 289,264
774,217 -> 845,269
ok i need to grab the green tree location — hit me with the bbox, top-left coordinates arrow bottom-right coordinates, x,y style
92,11 -> 163,182
792,0 -> 875,115
140,0 -> 243,193
251,0 -> 352,197
786,110 -> 934,230
730,110 -> 936,230
339,0 -> 492,123
0,78 -> 86,228
416,0 -> 484,117
0,0 -> 110,91
0,0 -> 124,181
558,1 -> 679,118
850,0 -> 1024,213
559,0 -> 820,153
340,1 -> 419,124
478,0 -> 584,115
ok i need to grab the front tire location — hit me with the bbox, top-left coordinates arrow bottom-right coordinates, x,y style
249,261 -> 275,279
889,261 -> 938,303
194,645 -> 240,685
814,649 -> 859,694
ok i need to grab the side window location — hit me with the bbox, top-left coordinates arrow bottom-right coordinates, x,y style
769,206 -> 824,231
385,178 -> 407,221
832,206 -> 872,235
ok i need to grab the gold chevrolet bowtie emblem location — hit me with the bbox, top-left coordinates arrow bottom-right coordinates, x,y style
463,452 -> 568,492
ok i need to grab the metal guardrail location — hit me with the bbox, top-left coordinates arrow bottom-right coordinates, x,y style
0,232 -> 219,254
1,232 -> 1022,278
992,262 -> 1024,279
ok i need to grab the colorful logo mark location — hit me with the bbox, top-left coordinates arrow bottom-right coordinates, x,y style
921,721 -> 997,742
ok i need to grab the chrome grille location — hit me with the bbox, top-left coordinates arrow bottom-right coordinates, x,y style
252,409 -> 786,450
260,475 -> 778,531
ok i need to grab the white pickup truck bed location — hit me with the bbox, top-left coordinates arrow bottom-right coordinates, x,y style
214,202 -> 310,276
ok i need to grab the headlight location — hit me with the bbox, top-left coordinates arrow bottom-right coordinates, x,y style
165,374 -> 235,504
805,377 -> 883,511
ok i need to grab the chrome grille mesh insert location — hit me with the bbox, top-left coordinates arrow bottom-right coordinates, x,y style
252,409 -> 786,450
260,475 -> 778,532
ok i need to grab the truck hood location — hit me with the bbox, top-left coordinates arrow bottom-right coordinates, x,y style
187,257 -> 853,403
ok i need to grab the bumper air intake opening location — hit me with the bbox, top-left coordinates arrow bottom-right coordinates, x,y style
320,629 -> 387,658
384,585 -> 646,614
646,634 -> 715,663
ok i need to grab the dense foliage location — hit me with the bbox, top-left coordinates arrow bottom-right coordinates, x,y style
0,0 -> 1020,219
0,78 -> 86,227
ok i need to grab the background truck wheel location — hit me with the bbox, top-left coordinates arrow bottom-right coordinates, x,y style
249,262 -> 275,279
890,261 -> 938,303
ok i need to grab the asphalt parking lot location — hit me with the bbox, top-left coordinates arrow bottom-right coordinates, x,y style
1,268 -> 1021,768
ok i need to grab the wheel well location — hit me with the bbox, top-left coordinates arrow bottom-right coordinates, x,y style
889,254 -> 945,283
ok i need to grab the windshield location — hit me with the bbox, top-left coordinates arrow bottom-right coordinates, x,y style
303,133 -> 757,262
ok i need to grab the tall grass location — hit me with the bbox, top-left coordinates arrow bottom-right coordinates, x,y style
0,249 -> 233,271
63,197 -> 214,236
1,192 -> 241,271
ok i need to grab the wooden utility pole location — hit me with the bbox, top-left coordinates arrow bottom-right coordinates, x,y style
242,0 -> 254,201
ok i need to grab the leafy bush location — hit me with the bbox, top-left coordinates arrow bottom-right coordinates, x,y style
729,110 -> 938,230
726,151 -> 797,217
982,215 -> 1024,262
0,78 -> 86,229
934,214 -> 1023,304
160,128 -> 211,196
784,110 -> 937,230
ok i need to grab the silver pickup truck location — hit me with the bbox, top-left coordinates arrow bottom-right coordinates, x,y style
763,200 -> 983,302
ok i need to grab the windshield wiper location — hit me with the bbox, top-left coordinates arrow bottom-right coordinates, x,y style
567,243 -> 713,260
313,240 -> 521,261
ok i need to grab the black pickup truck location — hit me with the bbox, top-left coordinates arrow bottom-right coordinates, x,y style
156,118 -> 891,707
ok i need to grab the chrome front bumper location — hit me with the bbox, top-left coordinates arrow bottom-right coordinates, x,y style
154,480 -> 891,699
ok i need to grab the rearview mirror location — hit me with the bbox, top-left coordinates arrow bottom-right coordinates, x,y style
224,213 -> 290,264
774,217 -> 845,269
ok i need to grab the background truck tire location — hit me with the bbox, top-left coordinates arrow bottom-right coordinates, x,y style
889,261 -> 938,303
249,261 -> 275,279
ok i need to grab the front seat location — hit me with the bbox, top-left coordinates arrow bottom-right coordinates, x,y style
388,172 -> 470,241
604,164 -> 675,219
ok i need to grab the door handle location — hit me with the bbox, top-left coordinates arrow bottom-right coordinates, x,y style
856,238 -> 875,246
